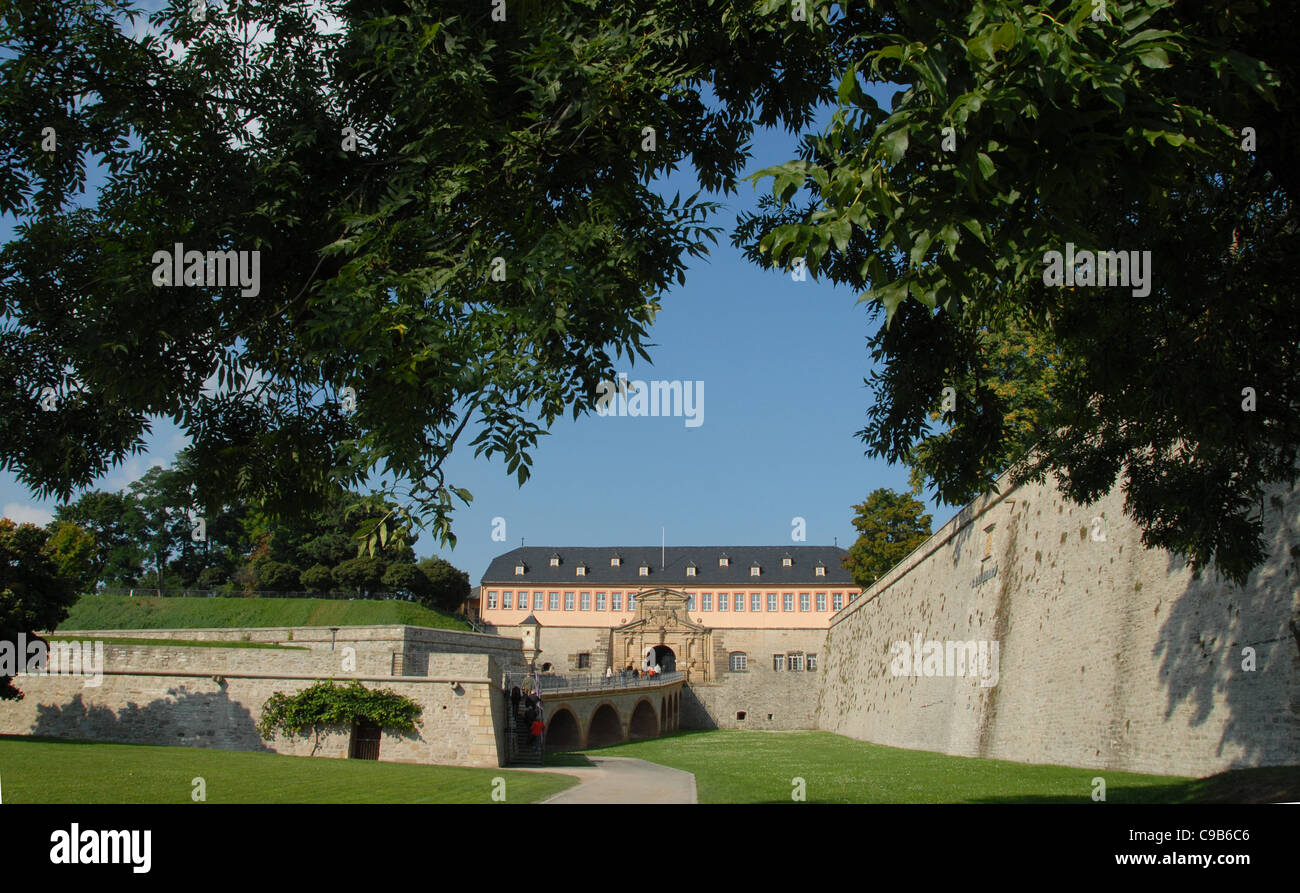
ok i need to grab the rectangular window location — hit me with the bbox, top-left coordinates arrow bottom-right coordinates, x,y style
788,653 -> 804,671
503,591 -> 512,610
816,592 -> 826,612
687,594 -> 696,611
596,592 -> 607,611
702,593 -> 712,611
487,591 -> 498,609
534,591 -> 544,611
799,592 -> 810,612
628,592 -> 636,610
549,592 -> 559,611
564,591 -> 574,611
848,591 -> 858,602
733,592 -> 743,612
783,592 -> 793,612
580,592 -> 590,611
718,592 -> 729,611
730,653 -> 747,671
807,654 -> 818,671
577,653 -> 591,669
752,593 -> 762,612
767,593 -> 778,612
772,654 -> 785,671
612,592 -> 623,611
832,592 -> 843,611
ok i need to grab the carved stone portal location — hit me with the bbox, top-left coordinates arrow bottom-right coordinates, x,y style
610,589 -> 713,683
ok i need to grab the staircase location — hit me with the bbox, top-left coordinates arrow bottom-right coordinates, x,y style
505,703 -> 543,765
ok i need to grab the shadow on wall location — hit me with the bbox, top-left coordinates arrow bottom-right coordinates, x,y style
1153,489 -> 1300,769
679,684 -> 718,730
29,686 -> 273,753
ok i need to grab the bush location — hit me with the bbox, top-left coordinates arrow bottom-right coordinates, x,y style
415,557 -> 470,612
300,564 -> 335,592
256,561 -> 302,592
197,566 -> 230,589
333,556 -> 386,595
381,562 -> 421,596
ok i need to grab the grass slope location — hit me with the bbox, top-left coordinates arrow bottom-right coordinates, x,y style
58,595 -> 471,632
0,736 -> 575,804
574,730 -> 1300,804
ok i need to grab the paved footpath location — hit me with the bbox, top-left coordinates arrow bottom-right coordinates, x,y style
528,756 -> 697,804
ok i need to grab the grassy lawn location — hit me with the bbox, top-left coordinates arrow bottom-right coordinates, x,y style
0,736 -> 576,804
59,595 -> 470,632
572,730 -> 1300,804
47,635 -> 308,650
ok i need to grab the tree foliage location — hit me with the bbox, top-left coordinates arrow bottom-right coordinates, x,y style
1,0 -> 837,545
415,556 -> 471,613
738,1 -> 1299,583
0,518 -> 82,700
257,679 -> 422,741
841,488 -> 933,588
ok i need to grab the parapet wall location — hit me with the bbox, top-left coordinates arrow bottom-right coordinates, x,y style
816,472 -> 1300,777
0,628 -> 522,767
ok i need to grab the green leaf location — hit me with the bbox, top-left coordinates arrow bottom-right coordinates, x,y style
882,127 -> 910,163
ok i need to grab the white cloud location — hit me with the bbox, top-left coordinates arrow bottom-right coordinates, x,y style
2,502 -> 54,526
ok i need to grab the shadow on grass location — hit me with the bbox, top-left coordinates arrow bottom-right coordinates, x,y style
959,765 -> 1300,804
541,752 -> 596,767
575,728 -> 714,754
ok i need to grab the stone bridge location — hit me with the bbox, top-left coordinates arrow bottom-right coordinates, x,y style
527,675 -> 684,749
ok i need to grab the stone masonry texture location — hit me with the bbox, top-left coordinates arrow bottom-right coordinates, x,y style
816,471 -> 1300,777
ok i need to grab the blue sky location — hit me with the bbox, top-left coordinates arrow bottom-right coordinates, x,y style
1,81 -> 957,584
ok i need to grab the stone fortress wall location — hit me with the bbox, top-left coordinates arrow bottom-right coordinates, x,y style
815,471 -> 1300,777
0,627 -> 518,767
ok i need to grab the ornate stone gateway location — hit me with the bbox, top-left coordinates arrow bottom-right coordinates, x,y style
610,589 -> 713,683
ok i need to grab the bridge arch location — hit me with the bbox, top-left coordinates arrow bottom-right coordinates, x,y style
545,707 -> 582,750
587,702 -> 624,748
630,698 -> 659,739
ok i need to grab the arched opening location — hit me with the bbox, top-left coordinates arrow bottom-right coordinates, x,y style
651,645 -> 676,672
587,704 -> 623,748
629,699 -> 659,740
545,708 -> 581,750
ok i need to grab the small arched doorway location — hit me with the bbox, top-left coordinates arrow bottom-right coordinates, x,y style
588,704 -> 623,748
545,708 -> 581,750
651,645 -> 676,672
629,699 -> 659,739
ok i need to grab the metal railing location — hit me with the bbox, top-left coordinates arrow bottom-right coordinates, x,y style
505,670 -> 682,695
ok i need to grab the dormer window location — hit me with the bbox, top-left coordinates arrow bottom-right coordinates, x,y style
639,564 -> 649,577
515,564 -> 526,576
611,555 -> 622,567
815,565 -> 826,577
686,564 -> 697,577
782,555 -> 793,567
750,564 -> 761,577
718,555 -> 730,567
549,554 -> 560,567
576,565 -> 587,577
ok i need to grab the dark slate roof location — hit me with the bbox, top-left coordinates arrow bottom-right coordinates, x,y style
481,546 -> 855,586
